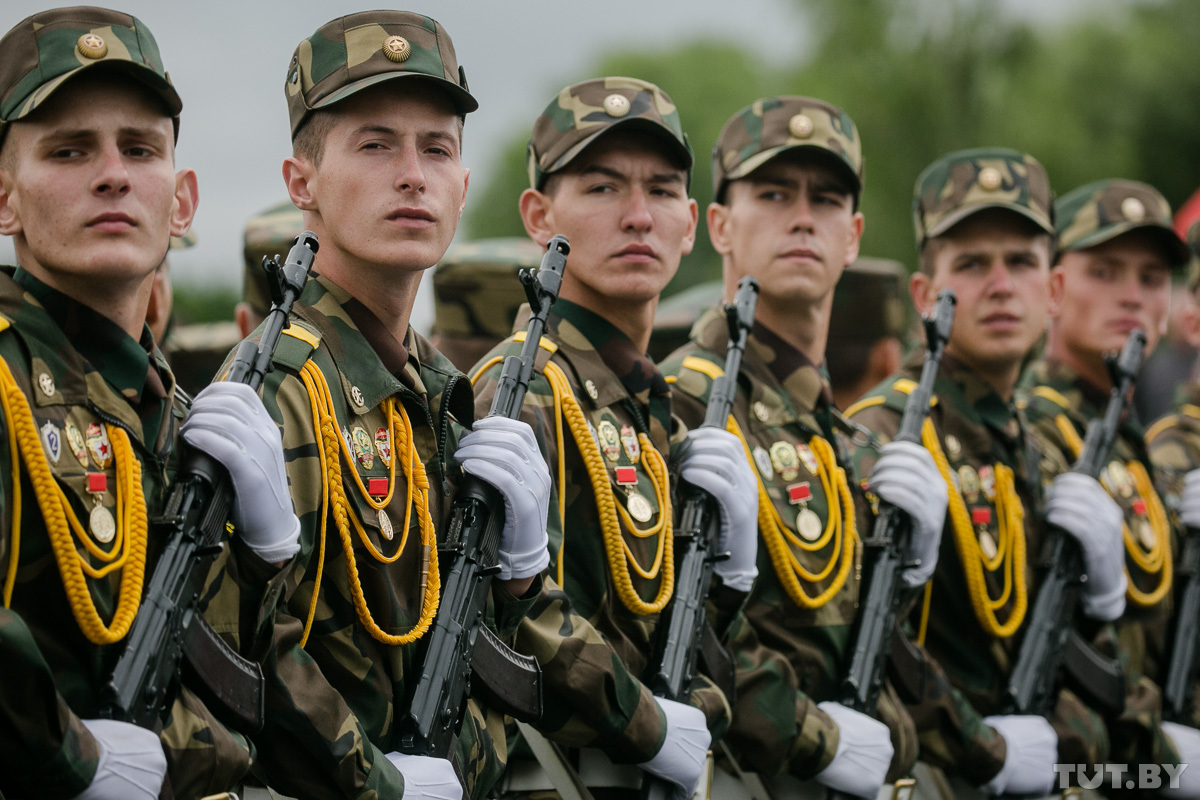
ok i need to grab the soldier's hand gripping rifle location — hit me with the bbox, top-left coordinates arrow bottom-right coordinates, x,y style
1002,331 -> 1145,721
640,276 -> 758,800
398,234 -> 569,760
102,232 -> 319,732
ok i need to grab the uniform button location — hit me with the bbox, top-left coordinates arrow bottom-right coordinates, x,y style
753,401 -> 769,421
585,380 -> 599,400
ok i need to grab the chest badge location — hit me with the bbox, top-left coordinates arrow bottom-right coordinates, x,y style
375,427 -> 393,468
65,421 -> 88,467
615,465 -> 653,522
620,425 -> 641,464
770,441 -> 800,482
352,427 -> 375,470
958,465 -> 980,504
40,421 -> 61,464
979,465 -> 996,501
598,420 -> 621,462
86,423 -> 112,470
753,446 -> 774,481
795,442 -> 819,474
945,434 -> 962,459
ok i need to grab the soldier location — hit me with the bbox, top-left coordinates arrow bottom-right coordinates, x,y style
847,149 -> 1125,796
0,7 -> 300,799
213,11 -> 555,799
827,256 -> 910,410
661,96 -> 949,798
1020,179 -> 1200,791
470,77 -> 758,798
429,237 -> 543,372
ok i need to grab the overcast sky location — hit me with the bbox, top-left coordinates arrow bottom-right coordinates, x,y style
0,0 -> 1100,333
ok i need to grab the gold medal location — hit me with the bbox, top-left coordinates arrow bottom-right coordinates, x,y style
795,442 -> 819,474
66,421 -> 88,467
753,446 -> 774,481
627,490 -> 654,523
598,420 -> 621,462
958,465 -> 980,504
353,427 -> 375,469
90,504 -> 116,544
378,508 -> 394,541
796,508 -> 823,542
979,529 -> 998,561
770,441 -> 800,482
620,425 -> 641,464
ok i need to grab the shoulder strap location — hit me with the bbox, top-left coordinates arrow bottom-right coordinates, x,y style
272,320 -> 322,372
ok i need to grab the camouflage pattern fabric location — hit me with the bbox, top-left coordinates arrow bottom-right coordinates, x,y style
711,96 -> 863,202
242,200 -> 304,318
209,274 -> 527,798
0,6 -> 181,130
829,258 -> 910,346
471,299 -> 733,780
431,238 -> 543,372
647,281 -> 722,363
526,77 -> 692,190
285,10 -> 476,138
912,148 -> 1054,245
1019,357 -> 1182,775
0,268 -> 262,798
848,351 -> 1111,781
1056,179 -> 1190,269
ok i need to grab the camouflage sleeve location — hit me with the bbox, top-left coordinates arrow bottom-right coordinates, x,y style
0,606 -> 100,798
472,360 -> 669,763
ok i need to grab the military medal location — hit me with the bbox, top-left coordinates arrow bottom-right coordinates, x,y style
86,471 -> 115,544
796,509 -> 823,542
620,425 -> 641,464
375,427 -> 392,468
86,423 -> 112,469
352,427 -> 375,469
40,421 -> 61,464
616,466 -> 653,523
599,420 -> 621,462
972,507 -> 996,560
341,426 -> 353,455
377,508 -> 394,540
958,465 -> 980,504
1131,498 -> 1154,549
770,441 -> 800,482
979,465 -> 995,501
753,446 -> 774,481
795,442 -> 819,474
66,421 -> 88,468
945,435 -> 962,459
1105,460 -> 1134,498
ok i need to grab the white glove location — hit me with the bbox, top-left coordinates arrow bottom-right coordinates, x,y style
383,752 -> 463,800
867,440 -> 948,588
814,701 -> 894,798
640,697 -> 712,799
981,714 -> 1058,796
678,427 -> 759,592
180,382 -> 300,562
455,416 -> 551,580
1180,470 -> 1200,529
1160,721 -> 1200,797
1044,472 -> 1126,621
74,719 -> 166,800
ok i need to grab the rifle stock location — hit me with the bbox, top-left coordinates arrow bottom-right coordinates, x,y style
641,276 -> 759,800
398,234 -> 568,760
102,232 -> 319,731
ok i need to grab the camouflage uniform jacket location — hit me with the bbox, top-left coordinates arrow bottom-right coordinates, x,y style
0,268 -> 264,799
662,309 -> 1011,783
223,274 -> 533,799
848,351 -> 1111,773
471,298 -> 733,765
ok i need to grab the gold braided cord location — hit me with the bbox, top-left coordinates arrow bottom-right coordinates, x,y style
543,362 -> 674,615
0,357 -> 147,644
297,361 -> 439,647
1052,411 -> 1172,608
924,418 -> 1027,638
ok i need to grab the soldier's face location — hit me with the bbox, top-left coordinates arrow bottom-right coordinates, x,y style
1050,230 -> 1172,361
710,154 -> 862,309
284,83 -> 468,278
520,131 -> 697,308
913,211 -> 1051,373
0,75 -> 196,288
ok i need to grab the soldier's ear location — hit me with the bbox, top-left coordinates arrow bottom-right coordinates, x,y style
1047,264 -> 1066,317
707,202 -> 732,255
168,169 -> 198,239
679,198 -> 699,257
909,271 -> 934,317
283,156 -> 317,212
0,167 -> 21,237
518,188 -> 553,248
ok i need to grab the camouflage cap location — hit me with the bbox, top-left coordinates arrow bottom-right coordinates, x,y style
830,257 -> 909,344
1055,179 -> 1189,270
168,229 -> 197,250
0,7 -> 181,136
712,96 -> 863,203
526,77 -> 692,190
913,148 -> 1054,245
432,237 -> 544,339
243,200 -> 304,316
286,11 -> 476,139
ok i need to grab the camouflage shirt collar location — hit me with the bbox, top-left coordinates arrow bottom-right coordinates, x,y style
295,274 -> 429,410
12,268 -> 167,407
1026,356 -> 1144,439
917,350 -> 1023,438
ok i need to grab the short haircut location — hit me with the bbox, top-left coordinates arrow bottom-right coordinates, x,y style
292,105 -> 465,166
918,210 -> 1053,275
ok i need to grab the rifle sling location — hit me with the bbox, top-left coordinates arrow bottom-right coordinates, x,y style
470,625 -> 543,722
182,615 -> 265,733
515,721 -> 597,800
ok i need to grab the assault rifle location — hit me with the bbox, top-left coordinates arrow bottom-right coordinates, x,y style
640,276 -> 759,800
1002,330 -> 1144,720
1164,472 -> 1200,721
397,234 -> 569,760
102,232 -> 319,732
